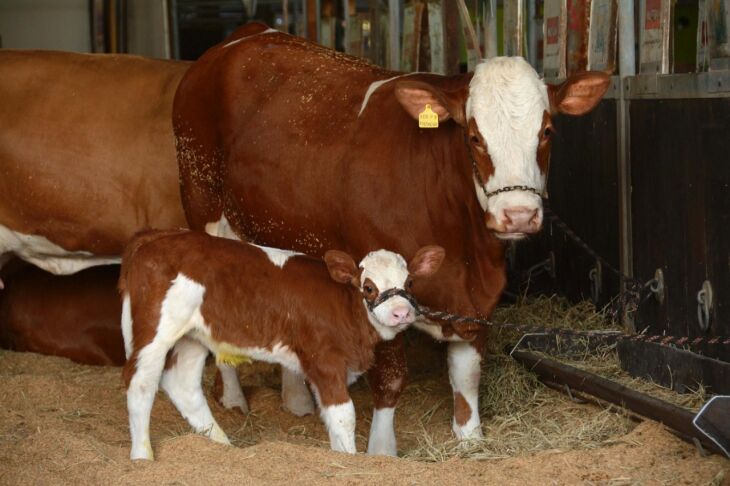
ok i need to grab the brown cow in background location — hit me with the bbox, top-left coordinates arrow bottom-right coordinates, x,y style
0,262 -> 124,366
0,50 -> 189,282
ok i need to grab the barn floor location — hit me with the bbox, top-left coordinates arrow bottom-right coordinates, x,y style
1,299 -> 728,485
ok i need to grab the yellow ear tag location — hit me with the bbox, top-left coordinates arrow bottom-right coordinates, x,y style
418,104 -> 439,128
216,352 -> 252,367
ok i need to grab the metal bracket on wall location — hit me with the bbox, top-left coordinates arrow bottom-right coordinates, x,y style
697,280 -> 714,332
650,268 -> 665,304
589,260 -> 602,304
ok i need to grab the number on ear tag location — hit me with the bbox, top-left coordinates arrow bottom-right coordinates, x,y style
418,104 -> 439,128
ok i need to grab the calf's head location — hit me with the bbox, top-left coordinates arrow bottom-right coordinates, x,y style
324,246 -> 445,339
394,58 -> 610,240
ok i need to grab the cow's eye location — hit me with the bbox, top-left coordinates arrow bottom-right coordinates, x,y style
407,279 -> 414,289
364,285 -> 373,294
543,127 -> 553,138
470,135 -> 480,145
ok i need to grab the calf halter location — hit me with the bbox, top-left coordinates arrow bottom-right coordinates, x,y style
365,287 -> 418,313
464,133 -> 544,200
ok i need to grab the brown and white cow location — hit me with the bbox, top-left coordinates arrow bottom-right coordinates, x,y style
174,23 -> 610,455
0,50 -> 190,285
119,228 -> 444,459
0,262 -> 125,366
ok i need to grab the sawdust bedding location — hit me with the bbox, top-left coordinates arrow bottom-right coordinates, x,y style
0,297 -> 727,485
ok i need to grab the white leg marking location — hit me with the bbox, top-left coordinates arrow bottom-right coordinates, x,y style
447,342 -> 483,440
217,364 -> 249,413
126,274 -> 206,460
121,294 -> 133,359
367,407 -> 397,456
127,337 -> 171,461
320,401 -> 357,453
281,367 -> 315,416
161,338 -> 230,445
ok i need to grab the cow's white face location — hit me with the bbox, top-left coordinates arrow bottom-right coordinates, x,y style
466,57 -> 549,239
392,59 -> 609,241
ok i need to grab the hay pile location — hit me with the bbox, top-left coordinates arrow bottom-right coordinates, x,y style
402,295 -> 707,462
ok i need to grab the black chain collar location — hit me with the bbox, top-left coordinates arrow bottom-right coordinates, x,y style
464,132 -> 544,200
365,287 -> 419,313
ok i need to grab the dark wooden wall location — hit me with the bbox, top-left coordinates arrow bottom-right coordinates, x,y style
507,99 -> 620,309
631,99 -> 730,338
508,97 -> 730,339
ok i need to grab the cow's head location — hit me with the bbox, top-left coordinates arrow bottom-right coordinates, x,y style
394,58 -> 609,240
324,246 -> 445,340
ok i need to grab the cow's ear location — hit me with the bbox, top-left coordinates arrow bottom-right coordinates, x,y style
324,250 -> 359,286
394,81 -> 467,126
548,71 -> 610,116
408,245 -> 445,278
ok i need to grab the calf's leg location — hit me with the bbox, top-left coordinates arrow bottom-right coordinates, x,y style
161,338 -> 230,445
281,367 -> 315,416
366,334 -> 408,456
216,364 -> 250,413
447,335 -> 487,440
308,369 -> 356,453
125,339 -> 173,460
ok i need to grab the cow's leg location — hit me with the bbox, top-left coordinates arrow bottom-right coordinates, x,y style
281,367 -> 315,416
161,338 -> 230,445
366,334 -> 408,456
308,375 -> 356,453
215,364 -> 250,413
447,338 -> 486,440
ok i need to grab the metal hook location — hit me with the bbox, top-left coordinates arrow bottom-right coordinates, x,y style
588,261 -> 602,304
696,280 -> 713,332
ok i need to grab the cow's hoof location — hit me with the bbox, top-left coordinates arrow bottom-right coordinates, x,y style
452,420 -> 484,441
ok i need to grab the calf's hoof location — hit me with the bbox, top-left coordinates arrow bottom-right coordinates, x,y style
282,392 -> 315,417
207,424 -> 231,445
219,390 -> 249,414
130,440 -> 154,461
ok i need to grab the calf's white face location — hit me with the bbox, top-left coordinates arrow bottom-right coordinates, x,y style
324,246 -> 445,340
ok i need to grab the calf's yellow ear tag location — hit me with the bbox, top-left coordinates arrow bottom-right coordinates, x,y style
418,104 -> 439,128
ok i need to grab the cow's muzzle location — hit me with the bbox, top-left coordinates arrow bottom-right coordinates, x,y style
486,206 -> 543,238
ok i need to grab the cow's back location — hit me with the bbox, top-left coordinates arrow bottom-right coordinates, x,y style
174,26 -> 392,241
0,50 -> 190,256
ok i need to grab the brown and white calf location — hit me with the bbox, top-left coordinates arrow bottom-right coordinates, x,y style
119,229 -> 444,460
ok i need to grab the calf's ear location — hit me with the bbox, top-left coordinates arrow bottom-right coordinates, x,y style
324,250 -> 359,286
408,246 -> 446,278
394,80 -> 468,126
548,71 -> 610,116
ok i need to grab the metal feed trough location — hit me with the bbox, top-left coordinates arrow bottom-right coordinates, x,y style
510,332 -> 730,458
